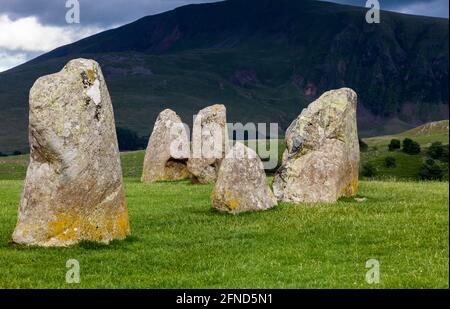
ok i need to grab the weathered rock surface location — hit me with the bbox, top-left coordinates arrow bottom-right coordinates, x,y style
187,104 -> 228,183
12,58 -> 130,247
141,109 -> 190,183
212,142 -> 277,214
273,88 -> 360,203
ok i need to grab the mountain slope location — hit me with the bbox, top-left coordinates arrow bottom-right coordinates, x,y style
0,0 -> 448,152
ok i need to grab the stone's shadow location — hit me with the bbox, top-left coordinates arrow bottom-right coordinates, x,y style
194,205 -> 281,217
77,236 -> 139,250
7,235 -> 140,250
337,195 -> 369,204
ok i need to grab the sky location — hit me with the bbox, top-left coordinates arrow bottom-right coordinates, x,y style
0,0 -> 448,72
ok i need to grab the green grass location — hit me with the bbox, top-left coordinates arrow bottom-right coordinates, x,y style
0,178 -> 448,288
0,155 -> 28,180
0,123 -> 448,288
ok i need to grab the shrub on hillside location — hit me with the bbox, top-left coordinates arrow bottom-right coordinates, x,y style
0,152 -> 7,157
419,159 -> 444,181
359,139 -> 368,152
388,139 -> 401,151
116,127 -> 147,151
362,162 -> 377,177
12,150 -> 22,156
402,138 -> 421,155
427,142 -> 449,162
441,145 -> 449,163
384,156 -> 396,168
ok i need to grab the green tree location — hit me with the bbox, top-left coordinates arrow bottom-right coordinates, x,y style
419,159 -> 444,181
388,139 -> 401,151
384,156 -> 396,168
116,127 -> 146,151
402,138 -> 421,155
362,162 -> 377,177
440,145 -> 449,163
427,142 -> 446,160
359,139 -> 368,152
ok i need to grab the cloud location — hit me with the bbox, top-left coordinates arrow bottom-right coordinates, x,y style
0,14 -> 103,52
0,50 -> 29,72
0,0 -> 221,27
0,13 -> 104,72
324,0 -> 449,18
393,0 -> 449,18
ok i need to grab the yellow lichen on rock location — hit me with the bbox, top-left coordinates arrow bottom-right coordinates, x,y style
273,88 -> 360,204
212,142 -> 277,214
12,58 -> 130,247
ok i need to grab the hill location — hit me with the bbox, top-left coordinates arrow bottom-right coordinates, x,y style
362,120 -> 449,180
0,0 -> 448,153
365,120 -> 449,147
1,121 -> 448,181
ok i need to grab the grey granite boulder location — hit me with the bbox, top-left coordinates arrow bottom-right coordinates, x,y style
141,109 -> 190,183
187,104 -> 228,183
12,59 -> 130,246
212,142 -> 277,214
273,88 -> 360,203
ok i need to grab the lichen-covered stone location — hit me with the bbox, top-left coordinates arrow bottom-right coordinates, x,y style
212,142 -> 277,214
141,109 -> 190,183
273,88 -> 360,203
187,104 -> 228,183
12,58 -> 130,247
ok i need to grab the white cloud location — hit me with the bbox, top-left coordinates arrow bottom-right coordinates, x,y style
0,50 -> 28,72
0,14 -> 103,52
0,14 -> 105,72
396,0 -> 449,18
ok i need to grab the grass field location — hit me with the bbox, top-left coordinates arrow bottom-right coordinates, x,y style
0,122 -> 448,288
0,178 -> 448,288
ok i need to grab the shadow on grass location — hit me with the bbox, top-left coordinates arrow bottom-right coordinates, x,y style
192,204 -> 284,217
77,235 -> 140,250
7,235 -> 140,251
338,195 -> 368,204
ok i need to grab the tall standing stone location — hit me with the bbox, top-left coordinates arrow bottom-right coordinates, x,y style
273,88 -> 360,203
12,58 -> 130,246
212,142 -> 277,214
187,104 -> 228,183
141,109 -> 190,183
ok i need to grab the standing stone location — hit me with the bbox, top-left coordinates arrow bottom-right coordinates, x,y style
212,142 -> 277,214
141,109 -> 190,183
12,58 -> 130,247
273,88 -> 360,203
187,104 -> 228,183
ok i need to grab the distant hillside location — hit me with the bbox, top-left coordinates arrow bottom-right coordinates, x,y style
403,120 -> 450,138
365,120 -> 449,147
361,120 -> 449,181
1,120 -> 448,181
0,0 -> 448,152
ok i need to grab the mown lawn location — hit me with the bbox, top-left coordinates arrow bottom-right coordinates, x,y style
0,124 -> 448,288
0,177 -> 448,288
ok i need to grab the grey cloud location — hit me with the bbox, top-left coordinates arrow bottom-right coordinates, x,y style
0,0 -> 222,27
1,0 -> 447,29
323,0 -> 449,18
